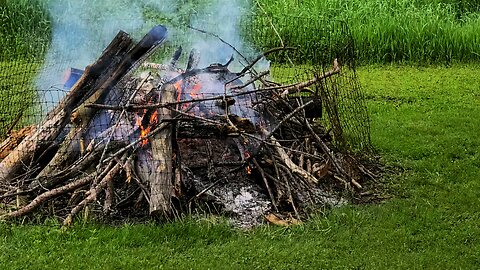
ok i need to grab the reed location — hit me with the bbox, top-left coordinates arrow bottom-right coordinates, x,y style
255,0 -> 480,64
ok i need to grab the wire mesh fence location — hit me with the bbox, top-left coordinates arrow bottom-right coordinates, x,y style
1,15 -> 371,149
0,14 -> 373,225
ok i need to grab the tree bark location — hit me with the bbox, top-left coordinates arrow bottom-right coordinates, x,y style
149,84 -> 176,216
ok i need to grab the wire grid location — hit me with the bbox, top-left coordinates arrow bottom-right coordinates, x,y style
0,15 -> 371,177
243,15 -> 372,151
0,12 -> 375,223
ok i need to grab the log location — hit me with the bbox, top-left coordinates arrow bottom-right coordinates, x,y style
0,31 -> 133,182
149,84 -> 176,216
0,126 -> 35,160
176,115 -> 255,138
36,25 -> 167,181
186,49 -> 200,71
71,25 -> 168,126
34,128 -> 83,180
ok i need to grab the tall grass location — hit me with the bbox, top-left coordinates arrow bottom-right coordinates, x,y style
0,0 -> 50,136
1,0 -> 480,64
256,0 -> 480,64
0,0 -> 51,60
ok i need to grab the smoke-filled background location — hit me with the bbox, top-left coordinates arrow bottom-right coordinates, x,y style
36,0 -> 267,109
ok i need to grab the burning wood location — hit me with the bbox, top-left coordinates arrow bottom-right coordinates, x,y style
0,25 -> 376,227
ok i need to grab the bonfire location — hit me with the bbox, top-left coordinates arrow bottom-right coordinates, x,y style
0,25 -> 376,227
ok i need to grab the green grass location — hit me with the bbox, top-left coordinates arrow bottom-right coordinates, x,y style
0,0 -> 51,60
255,0 -> 480,64
1,65 -> 479,269
256,0 -> 480,63
0,61 -> 41,137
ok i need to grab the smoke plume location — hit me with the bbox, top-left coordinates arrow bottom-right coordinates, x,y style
36,0 -> 267,109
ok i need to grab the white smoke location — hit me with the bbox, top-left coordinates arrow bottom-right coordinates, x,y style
36,0 -> 268,109
189,0 -> 248,67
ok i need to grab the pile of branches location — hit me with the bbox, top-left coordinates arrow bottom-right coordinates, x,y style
0,25 -> 376,226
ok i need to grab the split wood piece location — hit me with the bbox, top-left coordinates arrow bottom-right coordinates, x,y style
0,31 -> 134,183
149,84 -> 176,216
265,213 -> 301,227
169,46 -> 183,70
34,127 -> 83,181
186,49 -> 200,71
0,126 -> 35,160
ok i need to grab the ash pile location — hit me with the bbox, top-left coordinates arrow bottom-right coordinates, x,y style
0,25 -> 376,227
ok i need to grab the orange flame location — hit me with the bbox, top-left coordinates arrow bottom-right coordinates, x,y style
173,79 -> 203,111
189,83 -> 202,99
174,80 -> 183,102
136,77 -> 205,147
136,107 -> 159,147
246,165 -> 252,175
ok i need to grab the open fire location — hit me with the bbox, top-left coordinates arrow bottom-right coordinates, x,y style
136,98 -> 160,147
0,25 -> 376,227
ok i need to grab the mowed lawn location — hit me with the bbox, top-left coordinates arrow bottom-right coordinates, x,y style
0,65 -> 479,269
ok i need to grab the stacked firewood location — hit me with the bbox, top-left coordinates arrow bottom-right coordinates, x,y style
0,25 -> 373,226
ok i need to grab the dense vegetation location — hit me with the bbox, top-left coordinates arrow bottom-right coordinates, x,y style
1,66 -> 479,269
257,0 -> 480,64
2,0 -> 480,64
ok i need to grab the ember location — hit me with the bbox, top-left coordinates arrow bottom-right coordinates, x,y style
0,24 -> 377,227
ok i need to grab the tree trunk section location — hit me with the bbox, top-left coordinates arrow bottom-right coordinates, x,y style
149,84 -> 176,216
